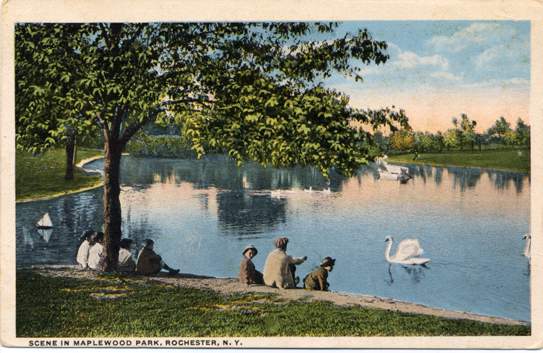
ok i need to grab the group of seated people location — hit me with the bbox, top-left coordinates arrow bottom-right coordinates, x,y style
76,231 -> 334,291
75,230 -> 179,275
239,236 -> 336,291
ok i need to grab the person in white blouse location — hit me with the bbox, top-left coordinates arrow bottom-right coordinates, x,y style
75,230 -> 96,269
88,232 -> 106,271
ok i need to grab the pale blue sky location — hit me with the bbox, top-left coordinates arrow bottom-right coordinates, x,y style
309,21 -> 531,131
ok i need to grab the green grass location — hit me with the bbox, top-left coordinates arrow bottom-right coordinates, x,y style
16,148 -> 103,201
16,270 -> 529,337
387,148 -> 530,173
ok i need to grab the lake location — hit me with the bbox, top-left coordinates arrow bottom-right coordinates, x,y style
16,155 -> 531,321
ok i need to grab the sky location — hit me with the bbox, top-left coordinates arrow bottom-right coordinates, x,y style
318,21 -> 530,132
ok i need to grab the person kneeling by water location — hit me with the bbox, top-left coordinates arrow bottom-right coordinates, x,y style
239,245 -> 264,285
303,257 -> 336,291
263,237 -> 307,289
136,239 -> 179,276
117,238 -> 136,273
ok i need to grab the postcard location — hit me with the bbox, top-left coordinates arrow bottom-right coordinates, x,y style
1,0 -> 542,349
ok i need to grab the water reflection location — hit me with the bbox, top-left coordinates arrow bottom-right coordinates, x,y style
17,156 -> 530,321
399,163 -> 528,193
217,191 -> 287,236
385,264 -> 428,286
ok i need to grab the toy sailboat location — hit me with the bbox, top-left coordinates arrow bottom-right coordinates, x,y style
36,213 -> 53,242
36,213 -> 53,229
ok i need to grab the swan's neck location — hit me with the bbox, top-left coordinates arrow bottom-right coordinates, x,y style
385,241 -> 393,262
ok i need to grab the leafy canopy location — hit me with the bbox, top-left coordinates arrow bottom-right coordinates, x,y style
16,22 -> 409,176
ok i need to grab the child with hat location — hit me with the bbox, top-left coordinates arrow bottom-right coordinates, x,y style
239,244 -> 264,285
303,256 -> 336,291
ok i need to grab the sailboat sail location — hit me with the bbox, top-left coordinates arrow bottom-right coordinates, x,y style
36,213 -> 53,229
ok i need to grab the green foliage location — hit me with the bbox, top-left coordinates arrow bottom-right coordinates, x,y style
16,148 -> 102,200
388,148 -> 530,173
17,270 -> 530,337
16,22 -> 409,177
389,129 -> 414,151
514,118 -> 530,145
443,129 -> 459,150
458,113 -> 477,149
126,134 -> 195,158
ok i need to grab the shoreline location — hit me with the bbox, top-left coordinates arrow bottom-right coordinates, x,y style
16,154 -> 112,204
388,158 -> 530,174
16,154 -> 104,204
28,266 -> 528,327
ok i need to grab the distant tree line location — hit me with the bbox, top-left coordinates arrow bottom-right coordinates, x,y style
376,115 -> 530,154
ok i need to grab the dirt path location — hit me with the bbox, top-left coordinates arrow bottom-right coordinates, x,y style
29,266 -> 527,327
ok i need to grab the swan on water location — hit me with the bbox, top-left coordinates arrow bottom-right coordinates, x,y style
376,156 -> 411,182
523,233 -> 531,259
304,186 -> 313,193
384,236 -> 430,265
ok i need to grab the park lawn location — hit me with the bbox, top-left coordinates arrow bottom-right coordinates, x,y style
16,270 -> 529,337
387,148 -> 530,173
16,148 -> 103,201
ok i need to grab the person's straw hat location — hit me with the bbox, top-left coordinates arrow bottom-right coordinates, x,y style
321,256 -> 336,267
243,244 -> 258,256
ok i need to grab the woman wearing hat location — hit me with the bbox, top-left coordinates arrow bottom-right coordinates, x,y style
263,237 -> 307,289
303,256 -> 336,291
239,245 -> 264,285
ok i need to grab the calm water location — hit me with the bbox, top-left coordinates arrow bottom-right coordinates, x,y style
16,156 -> 531,321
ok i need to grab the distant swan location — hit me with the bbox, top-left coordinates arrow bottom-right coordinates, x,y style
523,233 -> 531,259
304,186 -> 313,193
384,236 -> 430,265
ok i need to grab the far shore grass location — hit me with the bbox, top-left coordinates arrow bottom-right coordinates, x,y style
387,148 -> 530,173
16,148 -> 103,201
16,270 -> 529,337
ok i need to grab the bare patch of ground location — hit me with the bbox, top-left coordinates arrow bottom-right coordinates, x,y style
30,265 -> 527,327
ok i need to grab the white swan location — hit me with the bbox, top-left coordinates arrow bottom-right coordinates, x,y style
522,233 -> 531,259
304,186 -> 313,193
376,156 -> 411,182
384,236 -> 430,265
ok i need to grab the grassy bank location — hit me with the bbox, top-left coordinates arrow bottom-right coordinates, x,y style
16,270 -> 529,337
16,148 -> 103,201
387,148 -> 530,173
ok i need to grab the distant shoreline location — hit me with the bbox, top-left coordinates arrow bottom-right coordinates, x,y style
387,148 -> 530,174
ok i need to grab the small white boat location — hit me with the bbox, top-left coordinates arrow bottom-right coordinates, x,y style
36,212 -> 53,229
376,156 -> 411,183
379,169 -> 411,183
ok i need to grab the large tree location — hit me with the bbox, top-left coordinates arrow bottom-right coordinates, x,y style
16,23 -> 409,270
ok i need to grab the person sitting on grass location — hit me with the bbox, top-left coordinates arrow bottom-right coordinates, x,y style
75,229 -> 96,269
303,256 -> 336,291
136,239 -> 180,276
263,237 -> 307,289
239,244 -> 264,285
87,232 -> 106,271
117,238 -> 136,273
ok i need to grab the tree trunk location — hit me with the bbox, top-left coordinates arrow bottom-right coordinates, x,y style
103,140 -> 124,271
64,131 -> 77,180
